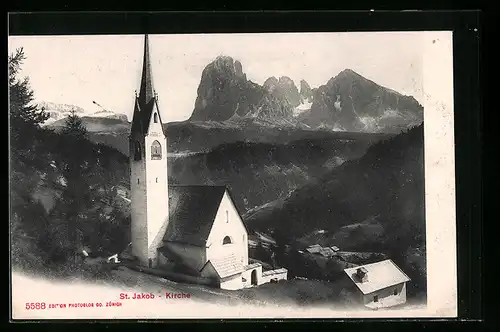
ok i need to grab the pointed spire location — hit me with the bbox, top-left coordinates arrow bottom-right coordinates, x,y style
138,34 -> 154,106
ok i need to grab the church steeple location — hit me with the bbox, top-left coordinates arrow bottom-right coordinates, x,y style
131,34 -> 164,137
129,34 -> 169,269
138,34 -> 155,107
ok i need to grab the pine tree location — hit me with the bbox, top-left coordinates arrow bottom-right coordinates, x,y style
59,110 -> 89,264
62,109 -> 88,139
9,48 -> 48,141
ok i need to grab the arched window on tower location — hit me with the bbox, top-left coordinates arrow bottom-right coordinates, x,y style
153,113 -> 158,123
134,141 -> 142,161
223,236 -> 232,245
151,140 -> 162,160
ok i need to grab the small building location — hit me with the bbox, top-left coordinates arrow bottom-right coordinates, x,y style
305,244 -> 322,254
343,259 -> 411,309
330,246 -> 340,252
318,247 -> 335,258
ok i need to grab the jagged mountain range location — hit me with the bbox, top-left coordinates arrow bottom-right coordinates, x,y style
189,56 -> 423,133
45,55 -> 423,155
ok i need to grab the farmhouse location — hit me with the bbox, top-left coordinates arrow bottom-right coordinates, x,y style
127,34 -> 287,290
343,259 -> 411,309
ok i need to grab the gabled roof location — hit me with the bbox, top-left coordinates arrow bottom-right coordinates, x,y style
344,259 -> 411,295
163,185 -> 228,247
202,254 -> 244,279
130,98 -> 157,136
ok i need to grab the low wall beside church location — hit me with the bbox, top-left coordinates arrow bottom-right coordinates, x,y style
259,268 -> 288,284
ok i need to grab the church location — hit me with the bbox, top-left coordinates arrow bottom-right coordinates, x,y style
128,35 -> 287,290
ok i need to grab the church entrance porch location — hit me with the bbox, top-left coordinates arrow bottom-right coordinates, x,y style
251,270 -> 258,285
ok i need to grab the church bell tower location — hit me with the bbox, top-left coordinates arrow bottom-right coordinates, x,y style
129,34 -> 169,268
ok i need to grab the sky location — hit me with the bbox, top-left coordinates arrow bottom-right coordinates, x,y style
8,32 -> 424,123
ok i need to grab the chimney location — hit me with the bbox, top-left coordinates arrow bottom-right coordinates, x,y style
356,267 -> 368,283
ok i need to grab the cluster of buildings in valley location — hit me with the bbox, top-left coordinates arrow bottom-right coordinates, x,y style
117,34 -> 412,309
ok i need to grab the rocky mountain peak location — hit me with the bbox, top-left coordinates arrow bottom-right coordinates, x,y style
190,58 -> 296,125
301,69 -> 423,132
210,56 -> 246,79
299,79 -> 313,102
262,76 -> 301,108
263,77 -> 279,92
278,76 -> 295,86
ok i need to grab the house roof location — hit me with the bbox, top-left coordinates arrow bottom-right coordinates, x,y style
343,259 -> 411,295
203,253 -> 244,279
163,185 -> 227,247
306,246 -> 322,254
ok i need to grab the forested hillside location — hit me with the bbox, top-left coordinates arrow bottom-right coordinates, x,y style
248,123 -> 426,298
10,48 -> 130,277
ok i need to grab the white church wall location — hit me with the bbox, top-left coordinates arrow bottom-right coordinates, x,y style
206,191 -> 248,266
144,103 -> 169,266
362,282 -> 407,308
130,148 -> 149,264
219,273 -> 244,290
260,268 -> 288,284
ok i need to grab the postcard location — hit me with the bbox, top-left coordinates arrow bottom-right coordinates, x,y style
9,30 -> 456,319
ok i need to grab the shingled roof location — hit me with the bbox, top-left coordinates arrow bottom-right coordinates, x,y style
203,253 -> 244,279
163,185 -> 228,247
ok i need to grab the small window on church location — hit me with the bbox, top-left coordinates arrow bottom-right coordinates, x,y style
156,177 -> 158,183
151,140 -> 162,160
137,178 -> 140,184
154,113 -> 158,123
226,210 -> 229,223
223,236 -> 232,245
134,141 -> 142,161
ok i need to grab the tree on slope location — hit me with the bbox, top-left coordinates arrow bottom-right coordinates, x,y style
58,110 -> 91,264
9,47 -> 48,144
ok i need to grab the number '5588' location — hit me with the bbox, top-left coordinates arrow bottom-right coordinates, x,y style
25,302 -> 46,310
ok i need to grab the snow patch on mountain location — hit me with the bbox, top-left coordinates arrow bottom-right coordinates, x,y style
293,100 -> 312,116
40,101 -> 129,126
358,108 -> 421,133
